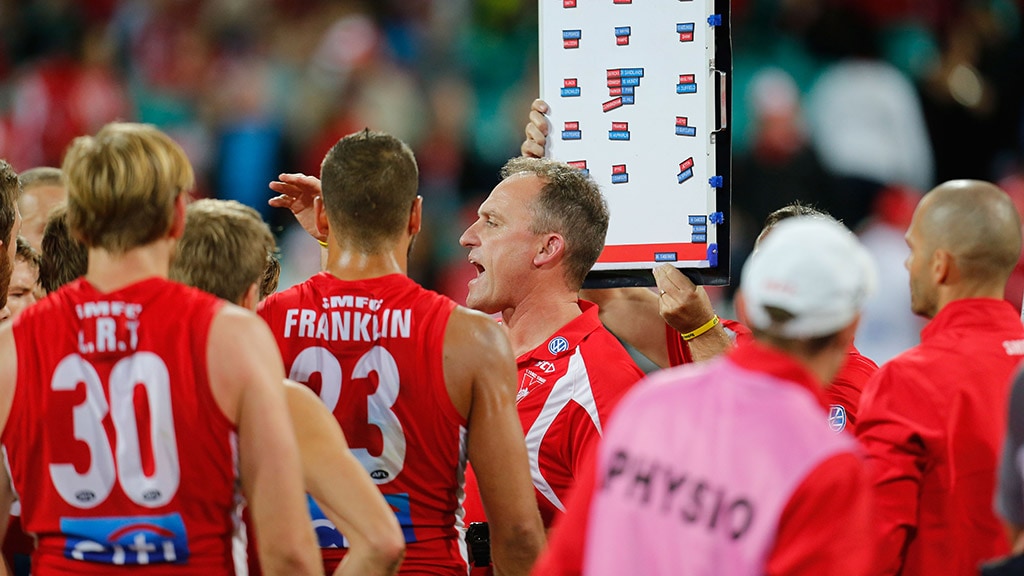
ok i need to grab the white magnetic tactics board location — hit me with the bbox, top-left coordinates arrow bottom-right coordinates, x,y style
539,0 -> 731,286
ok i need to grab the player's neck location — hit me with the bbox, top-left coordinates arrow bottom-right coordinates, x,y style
501,290 -> 582,356
84,240 -> 173,293
324,246 -> 407,281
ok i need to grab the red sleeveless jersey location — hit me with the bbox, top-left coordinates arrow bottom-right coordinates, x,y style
258,272 -> 466,574
4,278 -> 239,575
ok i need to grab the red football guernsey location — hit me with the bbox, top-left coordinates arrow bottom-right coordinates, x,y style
463,300 -> 644,535
258,272 -> 466,574
5,278 -> 238,575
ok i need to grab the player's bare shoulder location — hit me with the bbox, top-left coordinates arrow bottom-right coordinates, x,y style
450,305 -> 509,350
206,301 -> 287,423
444,305 -> 512,360
442,305 -> 516,416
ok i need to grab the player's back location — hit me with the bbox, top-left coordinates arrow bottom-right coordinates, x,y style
259,271 -> 466,574
4,277 -> 237,575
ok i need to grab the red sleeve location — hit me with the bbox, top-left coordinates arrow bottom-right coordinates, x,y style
854,365 -> 932,575
530,447 -> 599,576
666,319 -> 753,367
766,452 -> 875,576
665,323 -> 692,366
826,347 -> 879,429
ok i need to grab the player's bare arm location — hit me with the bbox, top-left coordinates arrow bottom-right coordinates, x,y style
0,325 -> 16,576
206,306 -> 321,576
443,307 -> 545,576
284,380 -> 405,576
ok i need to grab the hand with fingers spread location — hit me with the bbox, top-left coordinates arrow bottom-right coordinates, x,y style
269,173 -> 325,242
520,99 -> 551,158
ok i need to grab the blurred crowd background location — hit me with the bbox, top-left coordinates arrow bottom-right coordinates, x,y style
0,0 -> 1022,363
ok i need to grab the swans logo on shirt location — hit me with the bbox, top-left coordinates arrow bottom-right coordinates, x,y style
517,369 -> 547,403
548,336 -> 569,355
828,405 -> 847,433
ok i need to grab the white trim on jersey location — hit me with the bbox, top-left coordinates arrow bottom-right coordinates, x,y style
523,347 -> 603,512
229,432 -> 248,576
455,424 -> 470,568
1,445 -> 20,517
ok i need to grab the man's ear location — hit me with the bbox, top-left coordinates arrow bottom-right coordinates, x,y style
408,196 -> 423,236
836,315 -> 860,349
932,249 -> 955,285
169,194 -> 188,240
533,233 -> 565,268
314,195 -> 330,239
239,282 -> 259,312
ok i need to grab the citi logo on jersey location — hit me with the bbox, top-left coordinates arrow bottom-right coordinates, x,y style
60,513 -> 189,565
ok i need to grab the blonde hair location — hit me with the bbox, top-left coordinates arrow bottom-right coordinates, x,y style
170,199 -> 277,304
62,123 -> 194,253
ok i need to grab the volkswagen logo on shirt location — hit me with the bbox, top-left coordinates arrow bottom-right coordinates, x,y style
547,336 -> 569,355
828,405 -> 847,433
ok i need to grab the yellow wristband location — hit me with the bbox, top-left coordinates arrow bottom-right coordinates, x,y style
680,315 -> 720,341
318,239 -> 328,247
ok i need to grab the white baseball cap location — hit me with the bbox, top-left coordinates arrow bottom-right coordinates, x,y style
741,216 -> 877,339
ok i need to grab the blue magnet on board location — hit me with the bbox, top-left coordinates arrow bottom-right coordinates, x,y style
707,243 -> 719,267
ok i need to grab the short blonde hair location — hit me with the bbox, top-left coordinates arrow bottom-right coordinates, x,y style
170,199 -> 277,304
62,123 -> 194,253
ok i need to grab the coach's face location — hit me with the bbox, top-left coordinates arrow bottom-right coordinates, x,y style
0,205 -> 23,322
459,174 -> 546,315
